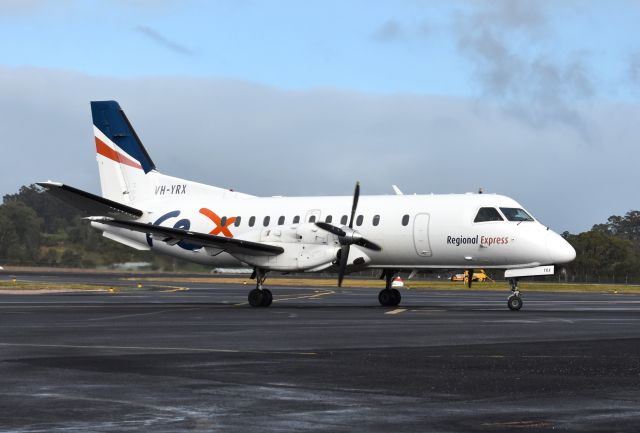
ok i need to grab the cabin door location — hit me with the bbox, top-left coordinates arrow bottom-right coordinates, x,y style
413,213 -> 432,257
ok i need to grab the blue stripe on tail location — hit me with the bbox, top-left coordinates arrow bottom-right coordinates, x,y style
91,101 -> 156,173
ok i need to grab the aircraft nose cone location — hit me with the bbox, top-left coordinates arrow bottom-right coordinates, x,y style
546,230 -> 576,264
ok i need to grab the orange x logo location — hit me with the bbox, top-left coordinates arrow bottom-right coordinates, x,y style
199,208 -> 236,238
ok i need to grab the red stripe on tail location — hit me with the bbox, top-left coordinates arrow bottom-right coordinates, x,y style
95,137 -> 143,170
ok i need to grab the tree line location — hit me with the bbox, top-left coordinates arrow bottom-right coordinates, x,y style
0,185 -> 200,271
562,211 -> 640,283
1,184 -> 639,282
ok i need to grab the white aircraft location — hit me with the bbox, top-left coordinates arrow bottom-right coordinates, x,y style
39,101 -> 576,310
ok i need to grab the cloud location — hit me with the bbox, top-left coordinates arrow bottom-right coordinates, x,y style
0,0 -> 71,16
0,66 -> 638,233
134,25 -> 194,55
371,18 -> 432,43
629,52 -> 640,85
371,19 -> 404,43
453,1 -> 595,135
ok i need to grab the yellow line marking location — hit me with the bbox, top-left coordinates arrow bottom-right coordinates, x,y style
233,290 -> 335,306
274,290 -> 335,302
89,310 -> 170,321
160,287 -> 190,293
385,308 -> 407,315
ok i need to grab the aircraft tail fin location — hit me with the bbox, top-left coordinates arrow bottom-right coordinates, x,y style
91,100 -> 157,203
91,100 -> 255,204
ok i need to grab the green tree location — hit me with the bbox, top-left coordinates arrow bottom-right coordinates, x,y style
564,229 -> 639,282
606,211 -> 640,247
3,185 -> 79,233
0,201 -> 42,264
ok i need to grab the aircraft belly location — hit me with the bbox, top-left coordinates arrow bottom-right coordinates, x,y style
152,242 -> 242,266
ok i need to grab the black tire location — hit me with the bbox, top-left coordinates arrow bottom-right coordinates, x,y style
390,288 -> 401,306
248,288 -> 264,307
261,289 -> 273,307
378,289 -> 393,306
508,295 -> 523,311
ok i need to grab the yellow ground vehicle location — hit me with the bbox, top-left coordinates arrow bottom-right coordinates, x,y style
450,270 -> 493,283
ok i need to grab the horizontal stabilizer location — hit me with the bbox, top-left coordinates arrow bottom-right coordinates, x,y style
89,217 -> 284,257
37,182 -> 143,219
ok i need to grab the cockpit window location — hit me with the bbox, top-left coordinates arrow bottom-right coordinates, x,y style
474,207 -> 504,223
500,207 -> 534,222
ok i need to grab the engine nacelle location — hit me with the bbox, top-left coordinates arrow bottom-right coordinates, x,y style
232,224 -> 341,271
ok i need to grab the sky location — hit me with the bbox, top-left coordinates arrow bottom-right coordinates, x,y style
1,0 -> 639,233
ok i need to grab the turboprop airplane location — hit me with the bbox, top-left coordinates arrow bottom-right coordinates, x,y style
39,101 -> 576,311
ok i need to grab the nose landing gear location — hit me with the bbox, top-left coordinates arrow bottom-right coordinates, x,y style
507,278 -> 522,311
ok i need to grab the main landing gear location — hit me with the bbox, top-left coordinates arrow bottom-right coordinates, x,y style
378,270 -> 401,307
507,278 -> 523,311
248,268 -> 272,307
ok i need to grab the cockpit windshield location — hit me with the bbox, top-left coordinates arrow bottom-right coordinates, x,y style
474,207 -> 504,222
500,207 -> 534,222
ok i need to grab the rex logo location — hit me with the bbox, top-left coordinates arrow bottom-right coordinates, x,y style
199,208 -> 236,238
146,208 -> 235,250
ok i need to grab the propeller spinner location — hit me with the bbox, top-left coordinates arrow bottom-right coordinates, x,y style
315,182 -> 382,287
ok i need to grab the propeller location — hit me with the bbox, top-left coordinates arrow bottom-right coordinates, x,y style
315,182 -> 382,287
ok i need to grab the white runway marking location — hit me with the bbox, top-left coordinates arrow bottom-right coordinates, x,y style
0,342 -> 317,356
484,318 -> 576,324
385,308 -> 407,315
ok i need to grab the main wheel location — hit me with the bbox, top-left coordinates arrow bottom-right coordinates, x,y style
248,288 -> 264,307
507,294 -> 523,311
378,289 -> 394,306
390,288 -> 401,306
261,288 -> 273,307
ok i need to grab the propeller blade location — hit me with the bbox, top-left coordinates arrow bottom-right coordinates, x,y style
349,181 -> 360,228
315,222 -> 346,237
355,238 -> 382,252
337,244 -> 350,287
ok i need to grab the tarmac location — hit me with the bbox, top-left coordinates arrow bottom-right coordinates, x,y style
1,272 -> 640,432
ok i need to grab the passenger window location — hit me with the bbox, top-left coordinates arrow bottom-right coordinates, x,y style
474,207 -> 504,223
325,215 -> 332,223
249,216 -> 255,227
402,214 -> 409,226
278,216 -> 285,225
308,215 -> 316,223
372,215 -> 380,226
500,207 -> 534,222
356,215 -> 363,226
340,215 -> 348,225
263,216 -> 270,226
293,215 -> 300,224
220,216 -> 227,226
234,216 -> 241,227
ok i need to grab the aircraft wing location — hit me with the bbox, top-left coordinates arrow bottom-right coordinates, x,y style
37,182 -> 143,220
89,217 -> 284,257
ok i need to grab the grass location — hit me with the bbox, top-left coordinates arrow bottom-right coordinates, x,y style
124,276 -> 640,294
0,280 -> 112,292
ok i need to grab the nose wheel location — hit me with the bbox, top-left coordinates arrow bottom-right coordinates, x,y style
507,278 -> 522,311
507,293 -> 522,311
